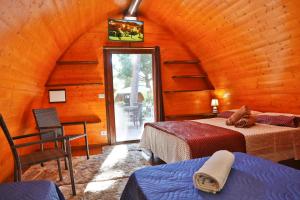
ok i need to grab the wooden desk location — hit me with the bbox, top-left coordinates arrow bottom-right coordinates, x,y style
60,115 -> 101,124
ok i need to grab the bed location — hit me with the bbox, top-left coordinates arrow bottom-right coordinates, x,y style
140,117 -> 300,163
121,152 -> 300,200
0,180 -> 65,200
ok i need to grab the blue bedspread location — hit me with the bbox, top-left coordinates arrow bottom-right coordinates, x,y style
0,180 -> 65,200
121,153 -> 300,200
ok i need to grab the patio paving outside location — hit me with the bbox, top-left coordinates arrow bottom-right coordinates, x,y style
115,103 -> 153,142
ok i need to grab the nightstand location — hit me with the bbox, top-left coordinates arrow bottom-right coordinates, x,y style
164,113 -> 217,121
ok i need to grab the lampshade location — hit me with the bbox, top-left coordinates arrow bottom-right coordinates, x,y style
211,99 -> 219,106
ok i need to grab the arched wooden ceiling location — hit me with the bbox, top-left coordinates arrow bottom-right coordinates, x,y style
0,0 -> 131,182
0,0 -> 123,132
1,0 -> 300,182
1,0 -> 299,123
0,0 -> 124,89
0,0 -> 299,129
140,0 -> 300,112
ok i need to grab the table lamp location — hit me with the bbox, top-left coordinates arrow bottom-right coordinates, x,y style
211,99 -> 219,114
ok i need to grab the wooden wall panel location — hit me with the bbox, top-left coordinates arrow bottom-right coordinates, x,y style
47,64 -> 102,85
162,64 -> 208,91
140,0 -> 300,114
164,91 -> 212,116
41,85 -> 107,146
0,0 -> 123,182
44,17 -> 212,147
2,0 -> 299,182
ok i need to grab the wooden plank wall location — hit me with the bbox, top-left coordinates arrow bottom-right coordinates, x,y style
0,0 -> 124,182
0,0 -> 212,181
44,16 -> 212,147
2,0 -> 300,182
140,0 -> 300,114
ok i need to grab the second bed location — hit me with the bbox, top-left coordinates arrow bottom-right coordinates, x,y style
140,117 -> 300,163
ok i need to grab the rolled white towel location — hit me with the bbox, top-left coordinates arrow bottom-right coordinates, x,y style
193,150 -> 235,194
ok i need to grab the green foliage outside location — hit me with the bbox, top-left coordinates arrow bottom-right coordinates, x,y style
114,54 -> 154,120
115,54 -> 152,89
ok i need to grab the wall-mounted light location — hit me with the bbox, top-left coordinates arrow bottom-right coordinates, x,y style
211,98 -> 219,114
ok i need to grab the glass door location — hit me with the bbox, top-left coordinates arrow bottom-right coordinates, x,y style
111,54 -> 155,142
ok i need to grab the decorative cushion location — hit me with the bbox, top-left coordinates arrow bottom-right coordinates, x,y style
261,112 -> 300,117
229,109 -> 262,115
226,106 -> 251,126
257,112 -> 300,127
218,109 -> 262,119
217,111 -> 234,119
256,115 -> 298,128
234,115 -> 256,128
296,117 -> 300,127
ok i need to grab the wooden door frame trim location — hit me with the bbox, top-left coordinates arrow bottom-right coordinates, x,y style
103,46 -> 164,145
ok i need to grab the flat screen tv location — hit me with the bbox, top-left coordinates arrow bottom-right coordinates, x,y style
108,19 -> 144,42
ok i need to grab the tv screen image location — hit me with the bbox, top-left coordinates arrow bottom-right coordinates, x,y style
108,19 -> 144,42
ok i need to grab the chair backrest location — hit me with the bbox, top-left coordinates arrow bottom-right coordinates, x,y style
0,114 -> 19,163
32,108 -> 61,128
32,108 -> 62,139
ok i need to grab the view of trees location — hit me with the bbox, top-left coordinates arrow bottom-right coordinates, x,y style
114,54 -> 153,106
115,54 -> 152,88
130,54 -> 141,106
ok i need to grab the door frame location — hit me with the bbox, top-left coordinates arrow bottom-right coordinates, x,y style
103,46 -> 164,144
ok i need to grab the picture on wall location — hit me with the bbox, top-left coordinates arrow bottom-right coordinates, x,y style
48,89 -> 66,103
108,19 -> 144,42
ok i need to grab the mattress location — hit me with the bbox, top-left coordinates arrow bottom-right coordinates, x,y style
140,118 -> 300,163
0,181 -> 65,200
121,153 -> 300,200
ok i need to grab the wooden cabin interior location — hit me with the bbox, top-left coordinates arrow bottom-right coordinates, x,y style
0,0 -> 300,199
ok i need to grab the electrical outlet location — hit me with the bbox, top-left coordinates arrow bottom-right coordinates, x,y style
98,94 -> 105,99
101,131 -> 107,136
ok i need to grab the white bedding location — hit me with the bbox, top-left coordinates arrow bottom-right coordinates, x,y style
140,118 -> 300,163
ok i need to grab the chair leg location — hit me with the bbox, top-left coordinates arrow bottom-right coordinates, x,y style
17,166 -> 22,182
85,134 -> 90,160
83,122 -> 89,160
14,160 -> 22,182
66,140 -> 76,196
40,143 -> 44,167
68,155 -> 76,196
57,159 -> 63,181
64,158 -> 68,170
13,164 -> 18,182
62,141 -> 68,170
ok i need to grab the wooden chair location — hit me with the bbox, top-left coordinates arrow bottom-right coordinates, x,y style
0,114 -> 76,195
32,108 -> 90,163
